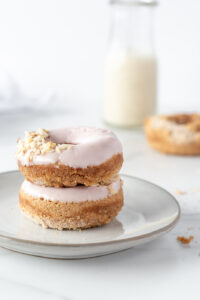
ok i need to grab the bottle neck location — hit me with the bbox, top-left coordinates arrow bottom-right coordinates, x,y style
109,4 -> 155,55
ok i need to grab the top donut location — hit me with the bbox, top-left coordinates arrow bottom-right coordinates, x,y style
16,127 -> 123,187
144,113 -> 200,155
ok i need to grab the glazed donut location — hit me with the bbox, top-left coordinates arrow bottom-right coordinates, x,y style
19,178 -> 124,230
16,127 -> 123,187
144,114 -> 200,155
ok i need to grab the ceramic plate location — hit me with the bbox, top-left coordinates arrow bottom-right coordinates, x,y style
0,171 -> 180,259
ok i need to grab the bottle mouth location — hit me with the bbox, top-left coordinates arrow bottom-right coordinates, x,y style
110,0 -> 158,6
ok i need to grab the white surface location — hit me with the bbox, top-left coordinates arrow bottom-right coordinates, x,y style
0,0 -> 200,112
0,172 -> 179,258
1,111 -> 200,299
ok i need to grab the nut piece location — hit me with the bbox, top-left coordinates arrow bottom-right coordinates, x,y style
16,128 -> 74,162
56,144 -> 73,153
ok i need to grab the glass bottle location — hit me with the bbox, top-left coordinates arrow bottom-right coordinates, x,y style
103,0 -> 157,128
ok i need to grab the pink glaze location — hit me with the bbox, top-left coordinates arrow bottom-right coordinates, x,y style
21,178 -> 121,203
19,127 -> 123,168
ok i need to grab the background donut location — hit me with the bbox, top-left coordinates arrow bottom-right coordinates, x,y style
144,114 -> 200,155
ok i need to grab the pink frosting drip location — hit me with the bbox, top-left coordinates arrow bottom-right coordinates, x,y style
19,127 -> 123,168
21,179 -> 121,203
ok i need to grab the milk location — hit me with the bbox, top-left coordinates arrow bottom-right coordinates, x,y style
103,52 -> 157,127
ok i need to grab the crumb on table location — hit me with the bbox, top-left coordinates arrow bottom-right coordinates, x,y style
174,189 -> 187,195
177,235 -> 194,244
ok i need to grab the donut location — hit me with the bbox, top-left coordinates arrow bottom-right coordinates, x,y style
144,113 -> 200,155
19,178 -> 124,230
16,127 -> 123,187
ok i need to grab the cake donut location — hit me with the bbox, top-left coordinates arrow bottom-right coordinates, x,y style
19,178 -> 124,230
144,113 -> 200,155
16,127 -> 123,187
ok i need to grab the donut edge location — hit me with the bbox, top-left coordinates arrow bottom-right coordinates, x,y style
18,153 -> 123,187
19,187 -> 124,230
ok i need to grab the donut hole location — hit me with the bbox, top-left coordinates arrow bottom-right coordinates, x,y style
166,114 -> 193,125
47,136 -> 77,146
47,128 -> 95,146
166,114 -> 200,132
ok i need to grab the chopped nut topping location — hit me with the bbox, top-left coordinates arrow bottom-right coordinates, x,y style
16,128 -> 74,162
56,144 -> 73,153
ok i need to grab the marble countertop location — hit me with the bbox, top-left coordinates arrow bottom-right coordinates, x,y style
1,110 -> 200,300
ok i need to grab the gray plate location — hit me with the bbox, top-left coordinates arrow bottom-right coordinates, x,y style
0,171 -> 180,259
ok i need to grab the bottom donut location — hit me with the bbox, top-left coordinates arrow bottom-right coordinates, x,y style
19,178 -> 124,230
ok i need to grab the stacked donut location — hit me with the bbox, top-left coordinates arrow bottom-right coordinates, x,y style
16,127 -> 124,230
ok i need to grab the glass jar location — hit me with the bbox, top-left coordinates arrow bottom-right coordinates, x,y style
103,0 -> 157,128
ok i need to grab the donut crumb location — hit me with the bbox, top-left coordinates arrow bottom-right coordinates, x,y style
177,235 -> 194,244
174,189 -> 187,195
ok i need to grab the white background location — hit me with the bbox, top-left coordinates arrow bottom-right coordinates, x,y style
0,0 -> 200,112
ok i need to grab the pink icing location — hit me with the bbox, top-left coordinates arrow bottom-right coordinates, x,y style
19,127 -> 123,168
21,179 -> 121,203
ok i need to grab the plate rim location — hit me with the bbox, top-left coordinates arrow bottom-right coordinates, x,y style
0,170 -> 181,248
